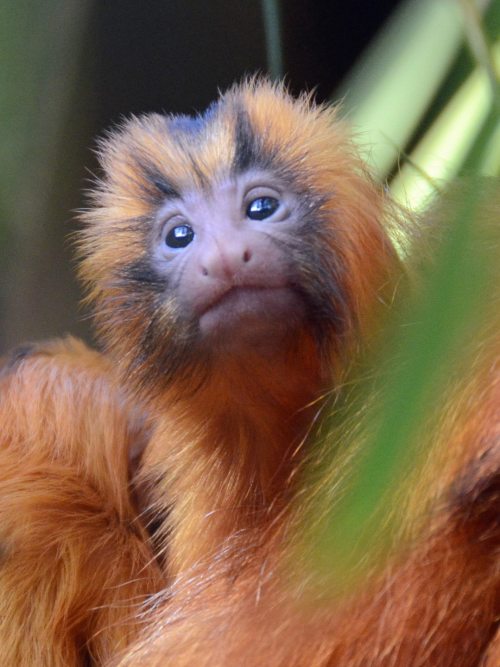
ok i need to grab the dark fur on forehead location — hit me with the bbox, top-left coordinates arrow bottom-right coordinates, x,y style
167,100 -> 217,137
134,156 -> 181,205
232,106 -> 275,174
167,114 -> 206,137
187,153 -> 210,190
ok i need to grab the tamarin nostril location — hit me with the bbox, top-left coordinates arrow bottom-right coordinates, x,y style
243,250 -> 251,263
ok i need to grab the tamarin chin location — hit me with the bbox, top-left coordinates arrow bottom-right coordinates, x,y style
0,79 -> 498,666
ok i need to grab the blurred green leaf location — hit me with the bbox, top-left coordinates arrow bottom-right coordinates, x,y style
301,180 -> 498,595
335,0 -> 468,178
301,0 -> 500,595
391,40 -> 499,210
0,1 -> 92,234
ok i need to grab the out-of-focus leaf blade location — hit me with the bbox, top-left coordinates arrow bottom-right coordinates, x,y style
299,1 -> 499,596
335,0 -> 470,177
300,181 -> 498,595
391,40 -> 500,210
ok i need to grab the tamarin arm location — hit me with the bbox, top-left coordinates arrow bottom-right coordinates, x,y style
0,338 -> 163,666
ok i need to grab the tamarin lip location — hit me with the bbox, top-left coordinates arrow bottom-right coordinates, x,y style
199,285 -> 270,315
198,285 -> 305,340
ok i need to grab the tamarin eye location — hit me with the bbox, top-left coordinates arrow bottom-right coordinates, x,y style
165,224 -> 195,249
246,197 -> 279,220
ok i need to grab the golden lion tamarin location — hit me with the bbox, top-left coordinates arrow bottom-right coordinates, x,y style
0,79 -> 498,666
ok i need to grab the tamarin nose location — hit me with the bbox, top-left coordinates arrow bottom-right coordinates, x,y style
199,238 -> 252,280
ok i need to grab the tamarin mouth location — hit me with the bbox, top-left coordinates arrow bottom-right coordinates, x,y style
198,285 -> 305,340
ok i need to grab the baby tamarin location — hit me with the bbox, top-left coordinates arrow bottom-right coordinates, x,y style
79,79 -> 400,576
0,79 -> 498,666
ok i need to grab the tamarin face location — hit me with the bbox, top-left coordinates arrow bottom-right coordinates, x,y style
79,80 -> 395,395
151,167 -> 325,346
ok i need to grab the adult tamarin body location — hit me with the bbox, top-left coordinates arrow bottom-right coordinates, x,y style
0,338 -> 164,664
0,80 -> 498,666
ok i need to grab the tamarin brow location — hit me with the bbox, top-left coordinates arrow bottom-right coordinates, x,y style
232,107 -> 269,174
136,159 -> 181,203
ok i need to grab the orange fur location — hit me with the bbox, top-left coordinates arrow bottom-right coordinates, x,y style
0,80 -> 498,666
115,346 -> 500,666
0,339 -> 163,665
